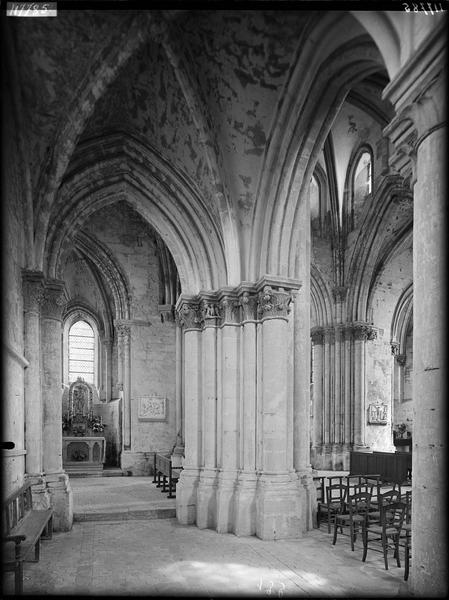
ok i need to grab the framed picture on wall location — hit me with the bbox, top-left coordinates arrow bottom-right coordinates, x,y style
137,395 -> 167,421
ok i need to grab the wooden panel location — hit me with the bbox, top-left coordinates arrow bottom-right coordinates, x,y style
350,450 -> 411,483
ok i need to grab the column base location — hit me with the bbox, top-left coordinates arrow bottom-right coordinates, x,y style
216,470 -> 237,533
45,471 -> 73,531
196,469 -> 218,529
255,473 -> 303,540
176,467 -> 200,525
26,473 -> 51,510
171,444 -> 185,468
296,469 -> 315,532
353,444 -> 371,452
233,471 -> 257,536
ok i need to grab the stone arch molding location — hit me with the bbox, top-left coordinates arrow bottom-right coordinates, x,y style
67,231 -> 131,323
249,21 -> 386,279
44,133 -> 228,294
390,284 -> 413,355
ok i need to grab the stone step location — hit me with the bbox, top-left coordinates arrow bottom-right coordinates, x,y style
102,468 -> 125,477
73,506 -> 176,522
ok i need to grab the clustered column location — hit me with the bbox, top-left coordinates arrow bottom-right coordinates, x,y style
22,270 -> 50,509
40,279 -> 73,531
310,321 -> 377,469
175,276 -> 309,540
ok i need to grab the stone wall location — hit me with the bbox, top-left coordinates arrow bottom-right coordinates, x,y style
64,201 -> 177,474
366,243 -> 412,450
2,82 -> 27,495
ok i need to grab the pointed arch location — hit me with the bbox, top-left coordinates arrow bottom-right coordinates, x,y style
248,17 -> 386,279
43,133 -> 228,293
346,175 -> 413,322
310,265 -> 334,328
343,143 -> 375,233
391,284 -> 413,352
69,231 -> 131,322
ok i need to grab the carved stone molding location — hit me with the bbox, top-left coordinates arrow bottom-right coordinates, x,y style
40,280 -> 66,320
22,270 -> 45,312
175,296 -> 203,330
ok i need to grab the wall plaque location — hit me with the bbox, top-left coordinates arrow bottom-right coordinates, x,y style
138,395 -> 167,421
367,402 -> 388,425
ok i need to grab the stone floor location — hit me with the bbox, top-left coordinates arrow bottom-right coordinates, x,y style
3,475 -> 412,597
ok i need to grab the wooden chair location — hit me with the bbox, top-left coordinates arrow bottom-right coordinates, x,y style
316,476 -> 345,530
332,491 -> 371,551
363,500 -> 406,570
319,483 -> 347,533
400,491 -> 412,581
314,476 -> 326,528
368,488 -> 401,522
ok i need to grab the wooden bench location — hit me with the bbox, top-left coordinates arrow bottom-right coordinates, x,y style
153,453 -> 182,499
2,481 -> 53,594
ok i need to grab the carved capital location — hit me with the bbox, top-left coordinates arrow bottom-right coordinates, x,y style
334,323 -> 346,341
257,286 -> 293,319
175,296 -> 203,330
396,353 -> 407,367
311,326 -> 324,345
218,290 -> 240,325
41,280 -> 66,320
390,341 -> 400,356
239,291 -> 258,321
22,270 -> 45,312
323,326 -> 335,344
352,321 -> 377,341
199,292 -> 220,326
116,321 -> 131,345
158,304 -> 175,323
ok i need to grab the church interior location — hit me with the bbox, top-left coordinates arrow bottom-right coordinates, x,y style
2,7 -> 446,596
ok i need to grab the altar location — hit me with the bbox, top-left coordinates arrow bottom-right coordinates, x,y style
62,378 -> 107,477
63,436 -> 106,476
